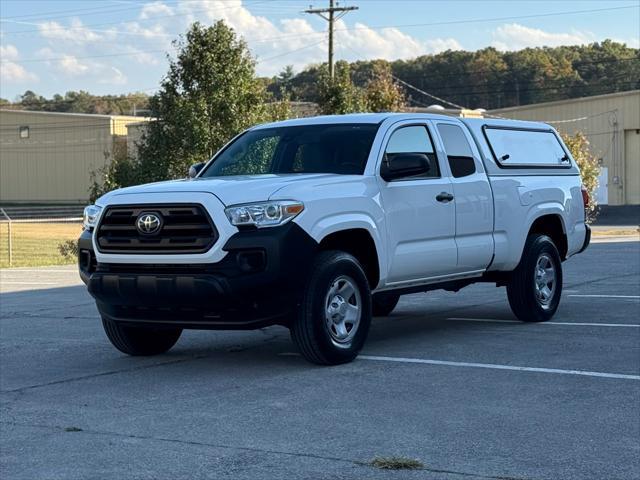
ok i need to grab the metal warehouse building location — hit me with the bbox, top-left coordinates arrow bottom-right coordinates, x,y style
0,110 -> 148,204
491,90 -> 640,206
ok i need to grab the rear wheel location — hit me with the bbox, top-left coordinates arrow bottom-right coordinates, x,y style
290,250 -> 372,365
102,317 -> 182,356
372,292 -> 400,316
506,234 -> 563,322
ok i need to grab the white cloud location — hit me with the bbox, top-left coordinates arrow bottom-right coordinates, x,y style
0,44 -> 38,83
424,38 -> 464,54
1,62 -> 38,83
172,0 -> 463,76
491,23 -> 593,51
1,44 -> 19,60
57,54 -> 89,75
336,21 -> 462,61
140,1 -> 174,19
38,18 -> 107,44
123,46 -> 161,65
100,67 -> 128,85
124,21 -> 171,42
612,37 -> 640,49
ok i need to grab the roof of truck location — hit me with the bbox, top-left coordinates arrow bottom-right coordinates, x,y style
253,112 -> 552,131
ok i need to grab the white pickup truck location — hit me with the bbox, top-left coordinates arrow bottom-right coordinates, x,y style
79,113 -> 590,365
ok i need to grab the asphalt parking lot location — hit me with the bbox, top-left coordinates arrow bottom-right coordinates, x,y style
1,239 -> 639,480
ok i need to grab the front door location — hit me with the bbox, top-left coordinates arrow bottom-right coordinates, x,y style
378,121 -> 458,286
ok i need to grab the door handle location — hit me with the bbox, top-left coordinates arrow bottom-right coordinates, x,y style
436,192 -> 454,203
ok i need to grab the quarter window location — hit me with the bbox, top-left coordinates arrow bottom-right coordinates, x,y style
437,124 -> 477,178
384,125 -> 439,178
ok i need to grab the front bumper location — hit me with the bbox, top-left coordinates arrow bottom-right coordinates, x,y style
78,223 -> 317,329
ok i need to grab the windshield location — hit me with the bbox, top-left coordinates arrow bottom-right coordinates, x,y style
200,123 -> 379,177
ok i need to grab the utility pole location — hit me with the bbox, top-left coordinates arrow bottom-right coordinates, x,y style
304,1 -> 358,79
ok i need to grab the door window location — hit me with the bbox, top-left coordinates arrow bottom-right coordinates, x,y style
437,124 -> 477,178
384,125 -> 439,178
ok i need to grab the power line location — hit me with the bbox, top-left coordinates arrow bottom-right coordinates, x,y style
428,80 -> 639,98
0,42 -> 327,108
542,110 -> 619,125
392,57 -> 640,83
3,4 -> 636,44
0,0 -> 298,36
1,33 -> 326,65
341,41 -> 469,109
0,0 -> 286,21
0,1 -> 177,21
392,76 -> 466,109
394,71 -> 638,95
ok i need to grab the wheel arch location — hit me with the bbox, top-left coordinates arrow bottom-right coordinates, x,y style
318,227 -> 382,290
527,213 -> 568,260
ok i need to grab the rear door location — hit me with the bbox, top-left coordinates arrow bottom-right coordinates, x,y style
434,121 -> 494,272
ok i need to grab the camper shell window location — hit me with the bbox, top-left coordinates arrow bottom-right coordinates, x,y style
483,126 -> 571,169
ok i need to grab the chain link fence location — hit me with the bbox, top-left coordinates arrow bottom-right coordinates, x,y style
0,206 -> 83,268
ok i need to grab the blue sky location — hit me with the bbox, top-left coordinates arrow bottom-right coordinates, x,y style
1,0 -> 639,100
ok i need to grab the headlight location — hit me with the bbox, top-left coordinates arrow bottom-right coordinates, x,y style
225,201 -> 304,228
83,205 -> 102,230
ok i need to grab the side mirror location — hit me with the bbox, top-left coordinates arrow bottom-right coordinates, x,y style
188,162 -> 205,179
381,153 -> 431,181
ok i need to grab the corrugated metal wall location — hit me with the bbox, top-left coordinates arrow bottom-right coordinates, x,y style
490,91 -> 640,205
0,111 -> 146,204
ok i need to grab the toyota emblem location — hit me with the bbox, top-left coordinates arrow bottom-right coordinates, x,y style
136,212 -> 162,235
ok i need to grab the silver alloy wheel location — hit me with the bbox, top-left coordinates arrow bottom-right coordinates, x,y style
534,253 -> 557,309
324,275 -> 362,345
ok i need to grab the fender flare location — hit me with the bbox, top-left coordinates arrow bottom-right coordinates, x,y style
516,203 -> 568,263
305,213 -> 388,287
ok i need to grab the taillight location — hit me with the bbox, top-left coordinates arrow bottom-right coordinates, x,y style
581,185 -> 590,209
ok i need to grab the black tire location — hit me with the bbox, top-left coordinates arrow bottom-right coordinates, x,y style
372,292 -> 400,317
290,250 -> 372,365
507,234 -> 563,322
102,317 -> 182,356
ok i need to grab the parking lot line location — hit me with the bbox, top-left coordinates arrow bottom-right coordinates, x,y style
568,294 -> 639,299
0,281 -> 59,285
357,355 -> 640,380
447,317 -> 640,327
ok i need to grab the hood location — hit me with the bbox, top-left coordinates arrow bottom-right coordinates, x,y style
101,174 -> 345,206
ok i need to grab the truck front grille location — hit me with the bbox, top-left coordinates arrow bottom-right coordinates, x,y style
96,204 -> 217,254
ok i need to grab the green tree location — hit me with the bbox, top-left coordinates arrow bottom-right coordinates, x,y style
272,65 -> 295,97
317,61 -> 366,114
561,132 -> 601,221
363,61 -> 405,112
19,90 -> 46,109
91,21 -> 289,196
136,21 -> 268,182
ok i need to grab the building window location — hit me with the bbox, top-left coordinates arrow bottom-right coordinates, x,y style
19,126 -> 29,139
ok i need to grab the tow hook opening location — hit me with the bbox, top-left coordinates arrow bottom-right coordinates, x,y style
236,250 -> 266,273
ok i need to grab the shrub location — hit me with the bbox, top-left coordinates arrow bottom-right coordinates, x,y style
561,131 -> 601,221
58,239 -> 78,260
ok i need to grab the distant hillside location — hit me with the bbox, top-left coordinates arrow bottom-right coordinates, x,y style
0,91 -> 150,116
269,40 -> 640,110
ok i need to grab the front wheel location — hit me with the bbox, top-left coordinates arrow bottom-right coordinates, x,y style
102,317 -> 182,356
506,234 -> 563,322
290,250 -> 372,365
